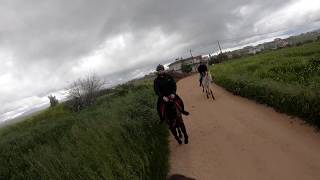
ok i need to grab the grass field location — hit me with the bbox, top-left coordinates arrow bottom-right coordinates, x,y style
0,83 -> 169,179
212,41 -> 320,127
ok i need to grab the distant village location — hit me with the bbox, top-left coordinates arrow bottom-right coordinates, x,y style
167,29 -> 320,73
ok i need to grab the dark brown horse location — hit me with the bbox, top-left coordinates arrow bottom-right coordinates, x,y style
161,97 -> 189,144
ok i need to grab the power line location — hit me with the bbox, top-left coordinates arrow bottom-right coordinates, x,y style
189,49 -> 193,57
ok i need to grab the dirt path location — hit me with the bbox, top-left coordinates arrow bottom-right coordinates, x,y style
169,74 -> 320,180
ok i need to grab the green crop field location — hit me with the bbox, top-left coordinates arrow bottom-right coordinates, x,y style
212,41 -> 320,127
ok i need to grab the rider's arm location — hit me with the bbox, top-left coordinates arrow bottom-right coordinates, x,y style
154,79 -> 163,97
169,76 -> 177,94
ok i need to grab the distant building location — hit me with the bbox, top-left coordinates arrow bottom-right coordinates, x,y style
264,41 -> 277,50
225,51 -> 233,59
210,29 -> 320,60
239,46 -> 256,55
274,38 -> 289,48
255,44 -> 265,53
168,55 -> 204,73
232,49 -> 242,57
202,56 -> 210,61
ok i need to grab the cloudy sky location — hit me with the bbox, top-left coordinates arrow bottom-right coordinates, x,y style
1,0 -> 320,122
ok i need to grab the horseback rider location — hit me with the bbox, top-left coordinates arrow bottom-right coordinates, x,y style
197,60 -> 208,87
153,64 -> 189,123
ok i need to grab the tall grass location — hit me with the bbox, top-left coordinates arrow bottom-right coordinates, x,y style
0,84 -> 169,179
212,41 -> 320,126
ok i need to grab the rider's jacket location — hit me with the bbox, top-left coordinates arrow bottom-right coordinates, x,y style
197,64 -> 208,74
154,74 -> 177,98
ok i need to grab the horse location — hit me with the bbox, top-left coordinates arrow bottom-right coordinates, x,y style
201,71 -> 215,100
161,97 -> 189,144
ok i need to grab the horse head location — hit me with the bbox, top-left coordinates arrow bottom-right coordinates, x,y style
165,100 -> 179,120
162,98 -> 182,128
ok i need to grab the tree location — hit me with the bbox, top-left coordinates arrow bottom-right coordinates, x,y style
216,53 -> 228,63
181,63 -> 192,73
48,95 -> 59,107
231,53 -> 241,59
67,74 -> 105,111
208,56 -> 215,65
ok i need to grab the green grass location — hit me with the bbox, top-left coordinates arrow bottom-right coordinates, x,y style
212,41 -> 320,126
0,83 -> 169,179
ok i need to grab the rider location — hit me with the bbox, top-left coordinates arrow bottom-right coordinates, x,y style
153,64 -> 189,123
197,60 -> 208,87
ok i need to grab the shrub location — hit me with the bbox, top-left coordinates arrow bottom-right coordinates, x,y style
67,74 -> 105,111
181,63 -> 192,73
48,95 -> 59,107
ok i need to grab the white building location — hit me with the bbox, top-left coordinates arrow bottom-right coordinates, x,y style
168,55 -> 204,73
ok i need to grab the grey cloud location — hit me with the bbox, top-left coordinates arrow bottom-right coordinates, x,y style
1,0 -> 292,64
1,0 -> 320,121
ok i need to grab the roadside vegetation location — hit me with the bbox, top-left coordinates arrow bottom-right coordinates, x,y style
0,82 -> 169,179
212,41 -> 320,127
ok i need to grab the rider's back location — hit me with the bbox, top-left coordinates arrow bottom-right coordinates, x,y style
198,64 -> 207,73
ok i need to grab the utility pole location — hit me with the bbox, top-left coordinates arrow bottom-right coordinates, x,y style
217,40 -> 223,54
189,49 -> 193,57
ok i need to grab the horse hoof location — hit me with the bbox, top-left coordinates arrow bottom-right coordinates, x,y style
184,138 -> 189,144
177,139 -> 182,144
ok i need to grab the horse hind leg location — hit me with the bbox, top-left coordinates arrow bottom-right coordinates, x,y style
170,127 -> 182,144
178,122 -> 189,144
177,127 -> 183,139
206,89 -> 209,99
210,89 -> 215,99
170,128 -> 182,144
